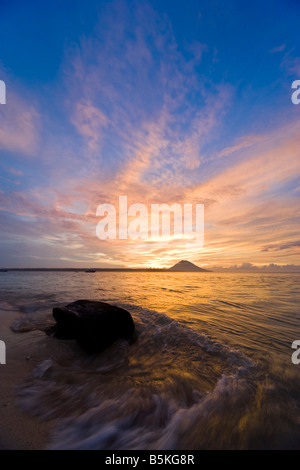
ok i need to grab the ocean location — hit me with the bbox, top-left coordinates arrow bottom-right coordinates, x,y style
1,270 -> 300,449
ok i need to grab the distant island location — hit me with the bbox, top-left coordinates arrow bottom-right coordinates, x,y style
2,263 -> 299,272
168,260 -> 210,272
0,260 -> 210,272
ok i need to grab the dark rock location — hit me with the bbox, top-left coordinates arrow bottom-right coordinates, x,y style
51,300 -> 135,354
52,307 -> 79,339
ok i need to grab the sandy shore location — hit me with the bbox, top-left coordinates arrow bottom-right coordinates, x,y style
0,308 -> 52,449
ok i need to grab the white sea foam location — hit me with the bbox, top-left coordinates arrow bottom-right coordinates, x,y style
5,270 -> 300,449
17,305 -> 259,450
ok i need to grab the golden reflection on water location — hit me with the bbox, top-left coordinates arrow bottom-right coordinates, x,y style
5,270 -> 300,450
2,270 -> 299,364
77,271 -> 300,363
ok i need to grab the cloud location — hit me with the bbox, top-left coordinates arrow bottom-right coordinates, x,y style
281,54 -> 300,76
210,134 -> 265,161
189,120 -> 300,205
176,120 -> 300,266
211,263 -> 300,272
269,44 -> 286,54
0,88 -> 40,156
70,100 -> 108,153
58,8 -> 232,209
7,167 -> 23,176
1,2 -> 300,269
263,240 -> 300,252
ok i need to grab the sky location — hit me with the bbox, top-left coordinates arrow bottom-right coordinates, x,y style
0,0 -> 300,269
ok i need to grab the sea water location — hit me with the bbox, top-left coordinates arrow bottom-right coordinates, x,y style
0,270 -> 300,449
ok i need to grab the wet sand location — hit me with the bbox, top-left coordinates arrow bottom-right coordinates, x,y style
0,308 -> 51,449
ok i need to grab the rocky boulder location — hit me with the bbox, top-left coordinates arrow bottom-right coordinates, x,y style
51,300 -> 135,354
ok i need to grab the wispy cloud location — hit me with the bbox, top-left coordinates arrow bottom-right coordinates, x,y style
70,100 -> 108,154
0,85 -> 40,156
1,1 -> 300,268
269,44 -> 286,54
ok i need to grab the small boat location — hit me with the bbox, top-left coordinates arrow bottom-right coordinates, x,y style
85,268 -> 96,273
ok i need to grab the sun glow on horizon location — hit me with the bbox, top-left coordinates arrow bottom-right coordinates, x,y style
0,1 -> 300,270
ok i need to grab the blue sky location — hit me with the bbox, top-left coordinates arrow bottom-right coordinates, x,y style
0,0 -> 300,268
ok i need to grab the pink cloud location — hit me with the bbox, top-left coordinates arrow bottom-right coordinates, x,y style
70,100 -> 108,152
7,167 -> 23,176
0,87 -> 40,156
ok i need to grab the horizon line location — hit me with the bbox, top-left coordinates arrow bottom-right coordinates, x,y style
1,266 -> 300,273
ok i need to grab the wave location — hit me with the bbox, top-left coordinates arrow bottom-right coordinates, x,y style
0,301 -> 20,312
16,304 -> 260,450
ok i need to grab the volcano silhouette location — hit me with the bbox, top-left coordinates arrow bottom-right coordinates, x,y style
168,260 -> 210,272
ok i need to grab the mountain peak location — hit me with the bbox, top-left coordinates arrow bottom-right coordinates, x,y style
168,260 -> 210,272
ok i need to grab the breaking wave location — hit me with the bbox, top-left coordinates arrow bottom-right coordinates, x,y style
15,304 -> 266,450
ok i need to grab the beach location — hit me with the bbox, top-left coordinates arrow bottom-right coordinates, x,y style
0,270 -> 300,450
0,306 -> 51,449
1,0 -> 300,452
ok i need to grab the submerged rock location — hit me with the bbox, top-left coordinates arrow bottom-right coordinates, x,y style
51,300 -> 135,354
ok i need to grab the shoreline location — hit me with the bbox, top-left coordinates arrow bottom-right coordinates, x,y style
0,308 -> 51,450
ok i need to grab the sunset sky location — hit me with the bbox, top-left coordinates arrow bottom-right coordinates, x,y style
0,0 -> 300,269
